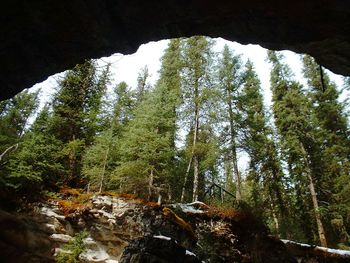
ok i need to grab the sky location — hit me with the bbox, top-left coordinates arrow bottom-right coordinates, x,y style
30,38 -> 347,172
32,37 -> 345,108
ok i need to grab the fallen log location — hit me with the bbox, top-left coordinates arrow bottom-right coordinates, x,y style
282,239 -> 350,262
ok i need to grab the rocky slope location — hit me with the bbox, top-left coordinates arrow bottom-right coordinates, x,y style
0,191 -> 348,262
2,1 -> 350,100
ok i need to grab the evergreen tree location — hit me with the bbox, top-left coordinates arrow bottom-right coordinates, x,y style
302,55 -> 350,246
268,51 -> 328,246
50,60 -> 109,186
82,81 -> 134,192
217,44 -> 243,202
0,89 -> 39,159
0,89 -> 40,189
134,65 -> 151,104
180,36 -> 217,202
155,39 -> 183,199
112,87 -> 175,201
240,60 -> 288,236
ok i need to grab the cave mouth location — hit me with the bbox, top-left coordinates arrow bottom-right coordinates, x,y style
1,1 -> 350,101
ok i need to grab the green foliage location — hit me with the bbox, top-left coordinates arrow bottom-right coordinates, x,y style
82,129 -> 117,191
112,88 -> 175,199
56,231 -> 88,263
238,59 -> 290,237
5,132 -> 64,189
0,89 -> 41,190
302,55 -> 350,246
0,89 -> 39,154
50,60 -> 110,186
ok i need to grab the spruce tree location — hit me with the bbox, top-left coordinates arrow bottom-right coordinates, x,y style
155,39 -> 183,199
302,55 -> 350,246
180,36 -> 216,202
112,87 -> 175,201
268,51 -> 328,246
82,81 -> 134,192
217,44 -> 243,202
50,60 -> 109,186
0,89 -> 41,189
240,60 -> 288,236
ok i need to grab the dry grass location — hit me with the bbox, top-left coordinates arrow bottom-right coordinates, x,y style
206,205 -> 244,220
60,188 -> 82,196
55,188 -> 93,215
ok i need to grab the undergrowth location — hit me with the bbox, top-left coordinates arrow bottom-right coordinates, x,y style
56,230 -> 88,263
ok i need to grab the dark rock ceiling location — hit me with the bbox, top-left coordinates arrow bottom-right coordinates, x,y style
1,0 -> 350,100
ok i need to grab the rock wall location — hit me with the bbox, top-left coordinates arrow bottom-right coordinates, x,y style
1,1 -> 350,100
0,193 -> 296,263
1,193 -> 349,262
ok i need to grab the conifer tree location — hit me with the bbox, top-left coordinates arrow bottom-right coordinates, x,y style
240,60 -> 288,236
82,81 -> 134,192
0,89 -> 40,159
155,39 -> 183,199
302,55 -> 350,245
217,44 -> 243,202
268,51 -> 328,246
134,65 -> 150,104
112,87 -> 175,201
180,36 -> 216,202
0,89 -> 40,189
50,60 -> 109,186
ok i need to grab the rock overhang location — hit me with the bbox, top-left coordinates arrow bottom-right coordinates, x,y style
1,0 -> 350,100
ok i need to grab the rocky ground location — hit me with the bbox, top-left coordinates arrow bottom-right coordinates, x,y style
0,190 -> 348,262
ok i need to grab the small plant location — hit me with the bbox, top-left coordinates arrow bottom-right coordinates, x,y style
56,231 -> 88,263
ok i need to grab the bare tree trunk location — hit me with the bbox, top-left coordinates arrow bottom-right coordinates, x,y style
192,155 -> 199,202
191,91 -> 200,202
181,155 -> 193,202
181,82 -> 200,203
300,143 -> 328,247
148,168 -> 154,201
232,153 -> 241,201
226,88 -> 241,201
224,156 -> 233,192
0,143 -> 19,162
99,147 -> 109,193
270,199 -> 280,236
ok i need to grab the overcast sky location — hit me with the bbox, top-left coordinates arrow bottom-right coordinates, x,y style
32,37 -> 345,108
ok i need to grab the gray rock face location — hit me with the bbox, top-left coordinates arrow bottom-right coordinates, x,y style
0,193 -> 300,262
119,236 -> 201,263
1,1 -> 350,100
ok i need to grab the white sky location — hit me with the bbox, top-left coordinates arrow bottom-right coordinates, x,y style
33,37 -> 345,108
30,37 -> 347,172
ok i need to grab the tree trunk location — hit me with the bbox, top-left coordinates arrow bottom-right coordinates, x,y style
181,155 -> 193,202
300,142 -> 328,247
148,168 -> 154,201
191,85 -> 200,202
192,155 -> 199,202
182,79 -> 201,203
224,156 -> 233,192
99,147 -> 109,193
269,198 -> 280,236
226,88 -> 241,201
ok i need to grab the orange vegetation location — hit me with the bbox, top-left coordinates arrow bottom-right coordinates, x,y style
55,188 -> 93,215
206,205 -> 245,220
60,188 -> 82,196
